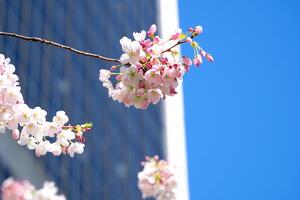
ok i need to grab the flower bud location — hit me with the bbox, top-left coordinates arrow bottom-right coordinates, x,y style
110,65 -> 117,71
147,24 -> 157,38
194,25 -> 203,35
206,54 -> 214,62
193,54 -> 203,66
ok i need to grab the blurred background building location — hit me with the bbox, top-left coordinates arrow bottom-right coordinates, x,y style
0,0 -> 188,199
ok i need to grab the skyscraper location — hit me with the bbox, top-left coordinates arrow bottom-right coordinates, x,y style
0,0 -> 189,199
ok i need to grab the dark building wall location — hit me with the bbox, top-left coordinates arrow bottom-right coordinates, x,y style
0,1 -> 165,199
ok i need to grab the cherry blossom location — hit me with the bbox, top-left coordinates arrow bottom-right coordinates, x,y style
119,37 -> 145,65
1,177 -> 66,200
0,54 -> 92,157
138,156 -> 178,200
67,142 -> 85,158
194,25 -> 203,35
99,24 -> 213,109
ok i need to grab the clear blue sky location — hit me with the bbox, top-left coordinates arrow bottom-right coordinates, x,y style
179,0 -> 300,199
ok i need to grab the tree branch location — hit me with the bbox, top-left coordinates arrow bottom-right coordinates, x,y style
161,41 -> 184,54
0,31 -> 120,63
161,35 -> 196,54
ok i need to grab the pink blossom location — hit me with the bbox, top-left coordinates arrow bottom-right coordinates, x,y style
153,36 -> 162,44
170,29 -> 182,40
138,156 -> 178,200
1,178 -> 34,200
144,69 -> 162,88
182,56 -> 192,66
11,129 -> 20,140
147,45 -> 163,57
121,65 -> 142,87
193,54 -> 203,66
182,56 -> 192,71
206,53 -> 214,62
148,89 -> 162,104
147,24 -> 157,37
99,24 -> 213,109
194,25 -> 203,35
1,178 -> 66,200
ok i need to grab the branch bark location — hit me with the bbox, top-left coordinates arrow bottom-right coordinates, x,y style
0,31 -> 120,63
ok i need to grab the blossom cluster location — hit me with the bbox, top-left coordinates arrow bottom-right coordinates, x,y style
0,54 -> 92,157
138,156 -> 178,200
100,24 -> 213,109
1,177 -> 66,200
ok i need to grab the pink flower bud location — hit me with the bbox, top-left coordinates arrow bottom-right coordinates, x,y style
182,56 -> 192,67
170,87 -> 177,95
206,54 -> 214,62
200,50 -> 207,57
140,57 -> 148,63
188,27 -> 194,32
193,55 -> 203,66
145,63 -> 152,70
171,29 -> 182,40
153,36 -> 161,43
194,26 -> 203,35
160,57 -> 168,65
11,129 -> 20,140
116,74 -> 122,81
110,65 -> 117,71
147,24 -> 157,37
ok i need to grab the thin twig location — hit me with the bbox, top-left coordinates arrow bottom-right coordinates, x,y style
161,34 -> 196,54
161,41 -> 184,54
0,31 -> 120,63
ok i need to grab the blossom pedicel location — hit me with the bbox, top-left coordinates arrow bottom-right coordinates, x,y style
1,177 -> 66,200
138,156 -> 178,200
0,54 -> 92,157
99,24 -> 213,109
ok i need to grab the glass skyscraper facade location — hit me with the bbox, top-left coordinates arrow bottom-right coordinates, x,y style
0,1 -> 165,199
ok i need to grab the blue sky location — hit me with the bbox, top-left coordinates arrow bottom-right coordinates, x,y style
179,0 -> 300,199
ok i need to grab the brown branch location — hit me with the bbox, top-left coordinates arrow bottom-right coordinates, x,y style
161,35 -> 196,54
0,31 -> 120,63
161,41 -> 184,54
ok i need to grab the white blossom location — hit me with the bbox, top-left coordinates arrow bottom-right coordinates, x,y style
119,37 -> 145,65
68,142 -> 85,157
138,156 -> 178,200
0,54 -> 89,157
99,69 -> 111,82
56,129 -> 75,147
53,111 -> 69,126
133,30 -> 146,41
1,178 -> 66,200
